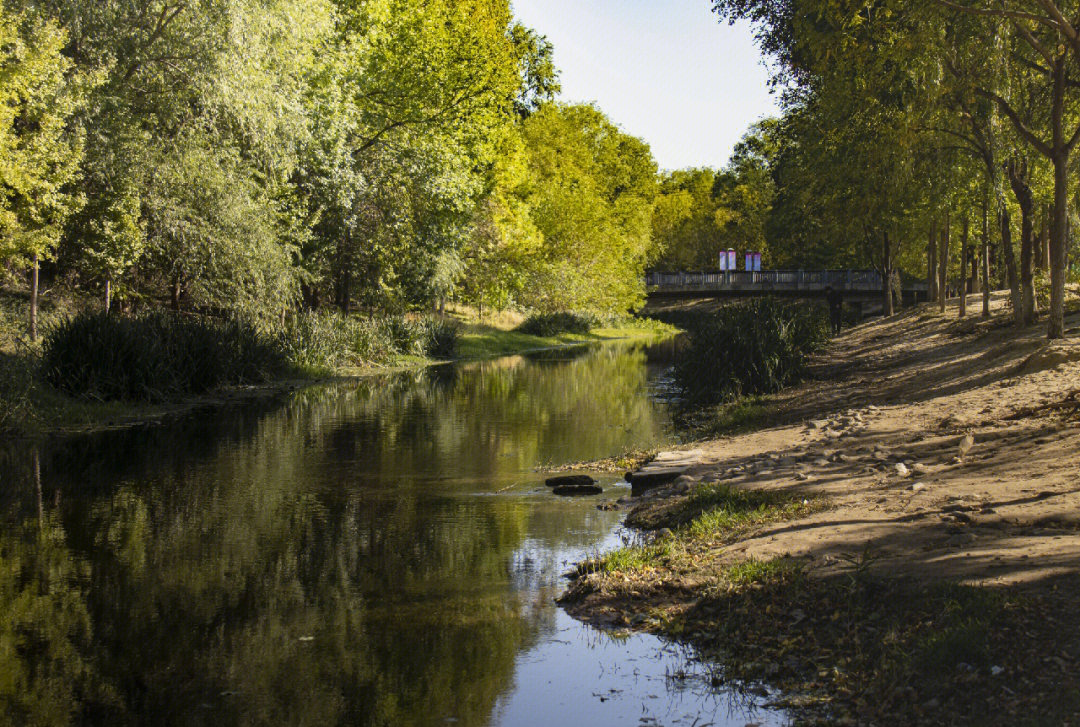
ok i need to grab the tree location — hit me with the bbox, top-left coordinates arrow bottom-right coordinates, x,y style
519,103 -> 658,313
929,1 -> 1080,338
0,5 -> 87,339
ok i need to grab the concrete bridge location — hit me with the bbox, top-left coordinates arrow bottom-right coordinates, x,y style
646,270 -> 928,302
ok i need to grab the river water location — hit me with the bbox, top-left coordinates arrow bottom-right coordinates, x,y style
0,341 -> 788,726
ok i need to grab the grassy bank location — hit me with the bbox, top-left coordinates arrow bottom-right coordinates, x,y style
0,293 -> 678,438
457,316 -> 677,359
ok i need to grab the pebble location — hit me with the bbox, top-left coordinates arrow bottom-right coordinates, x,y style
894,463 -> 910,477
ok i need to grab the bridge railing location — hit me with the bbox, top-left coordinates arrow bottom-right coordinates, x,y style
645,269 -> 885,292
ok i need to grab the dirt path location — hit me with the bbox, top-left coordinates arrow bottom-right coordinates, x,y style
640,292 -> 1080,585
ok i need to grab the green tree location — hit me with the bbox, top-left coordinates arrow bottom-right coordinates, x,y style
520,103 -> 658,313
0,5 -> 87,339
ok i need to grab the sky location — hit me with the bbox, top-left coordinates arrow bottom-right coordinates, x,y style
511,0 -> 780,172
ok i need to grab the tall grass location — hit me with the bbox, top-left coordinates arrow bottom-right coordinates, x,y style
42,312 -> 293,401
0,353 -> 35,433
672,298 -> 829,409
515,311 -> 600,336
280,312 -> 458,370
42,311 -> 461,401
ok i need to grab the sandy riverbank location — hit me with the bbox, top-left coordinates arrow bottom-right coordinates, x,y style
562,291 -> 1080,725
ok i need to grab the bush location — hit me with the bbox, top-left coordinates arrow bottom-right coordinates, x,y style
278,312 -> 458,369
515,311 -> 599,337
672,298 -> 829,409
420,317 -> 459,358
42,312 -> 293,401
0,353 -> 36,432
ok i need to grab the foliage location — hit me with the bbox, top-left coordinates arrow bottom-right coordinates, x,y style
515,311 -> 598,337
0,4 -> 88,266
518,103 -> 658,314
279,312 -> 459,371
0,354 -> 35,433
671,299 -> 830,409
42,312 -> 294,401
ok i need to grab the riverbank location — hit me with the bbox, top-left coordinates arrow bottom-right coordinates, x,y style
562,291 -> 1080,725
0,303 -> 676,439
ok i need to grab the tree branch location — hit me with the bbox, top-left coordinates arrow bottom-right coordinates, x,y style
976,87 -> 1053,156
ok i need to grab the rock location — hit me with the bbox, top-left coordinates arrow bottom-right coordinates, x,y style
596,501 -> 619,511
958,432 -> 975,458
655,527 -> 674,539
795,473 -> 810,481
629,467 -> 686,496
813,458 -> 830,467
552,484 -> 602,496
808,419 -> 828,429
910,482 -> 927,492
991,665 -> 1005,676
894,462 -> 910,477
545,474 -> 595,488
912,463 -> 929,475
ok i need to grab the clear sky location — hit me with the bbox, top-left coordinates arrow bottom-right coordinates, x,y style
511,0 -> 779,172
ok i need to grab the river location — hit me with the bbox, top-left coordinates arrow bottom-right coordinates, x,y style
0,341 -> 788,726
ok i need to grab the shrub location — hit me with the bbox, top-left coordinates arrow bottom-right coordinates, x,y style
672,298 -> 829,409
515,311 -> 599,337
0,353 -> 36,432
42,312 -> 292,401
420,317 -> 459,358
278,311 -> 458,369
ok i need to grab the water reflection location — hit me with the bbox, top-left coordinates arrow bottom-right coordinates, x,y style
0,341 -> 786,726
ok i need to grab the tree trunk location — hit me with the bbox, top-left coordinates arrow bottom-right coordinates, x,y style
1047,58 -> 1069,338
339,268 -> 351,314
171,278 -> 181,311
938,212 -> 949,313
883,231 -> 894,317
1000,207 -> 1023,327
982,198 -> 991,317
1039,204 -> 1050,270
105,278 -> 112,314
1048,150 -> 1068,338
1007,159 -> 1038,324
927,219 -> 937,303
29,254 -> 39,342
959,216 -> 969,318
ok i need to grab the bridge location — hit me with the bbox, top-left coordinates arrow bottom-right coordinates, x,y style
646,270 -> 928,302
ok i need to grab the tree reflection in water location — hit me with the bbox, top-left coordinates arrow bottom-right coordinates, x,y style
0,342 -> 675,726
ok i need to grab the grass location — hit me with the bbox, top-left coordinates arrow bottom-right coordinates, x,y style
0,288 -> 679,437
585,484 -> 818,575
656,561 -> 1047,725
456,316 -> 677,359
574,546 -> 1080,726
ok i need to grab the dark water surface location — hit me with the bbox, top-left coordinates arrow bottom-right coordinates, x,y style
0,342 -> 787,726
